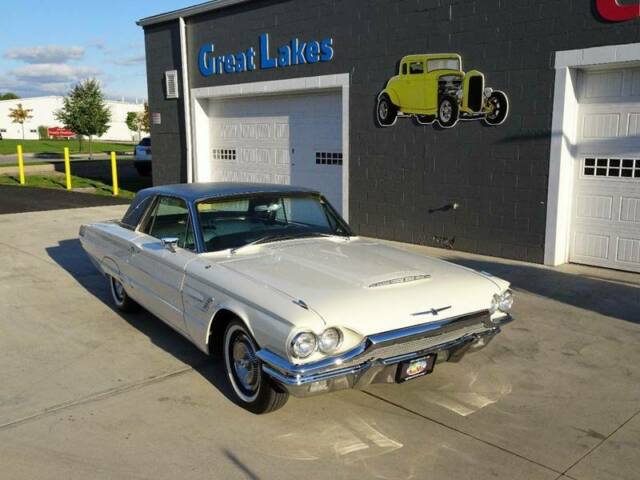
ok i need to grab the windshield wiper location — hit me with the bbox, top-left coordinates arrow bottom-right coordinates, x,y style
230,234 -> 282,254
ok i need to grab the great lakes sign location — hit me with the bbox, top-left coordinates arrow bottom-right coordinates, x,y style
596,0 -> 640,22
198,33 -> 334,77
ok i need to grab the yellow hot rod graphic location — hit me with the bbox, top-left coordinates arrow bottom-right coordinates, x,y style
376,54 -> 509,128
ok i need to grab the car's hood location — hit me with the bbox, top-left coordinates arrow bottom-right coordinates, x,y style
215,238 -> 508,336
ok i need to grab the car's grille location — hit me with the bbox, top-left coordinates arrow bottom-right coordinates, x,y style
468,75 -> 484,112
341,311 -> 491,368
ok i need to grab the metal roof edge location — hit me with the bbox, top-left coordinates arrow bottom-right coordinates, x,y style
137,0 -> 254,27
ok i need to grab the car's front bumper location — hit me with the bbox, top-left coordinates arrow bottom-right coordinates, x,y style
257,310 -> 513,398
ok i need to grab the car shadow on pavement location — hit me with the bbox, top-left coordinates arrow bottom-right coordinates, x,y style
45,238 -> 241,407
446,256 -> 640,324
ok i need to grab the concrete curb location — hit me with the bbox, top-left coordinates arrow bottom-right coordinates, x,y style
0,164 -> 56,175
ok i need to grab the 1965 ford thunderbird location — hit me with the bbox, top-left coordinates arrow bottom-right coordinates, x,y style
80,183 -> 513,414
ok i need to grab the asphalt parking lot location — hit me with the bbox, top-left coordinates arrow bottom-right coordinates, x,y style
1,205 -> 639,480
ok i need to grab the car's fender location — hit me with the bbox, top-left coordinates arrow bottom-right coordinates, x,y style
182,258 -> 326,360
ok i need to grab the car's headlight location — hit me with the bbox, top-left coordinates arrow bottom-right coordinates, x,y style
484,87 -> 494,98
498,289 -> 513,313
490,290 -> 513,315
318,328 -> 342,354
490,294 -> 500,314
290,332 -> 317,359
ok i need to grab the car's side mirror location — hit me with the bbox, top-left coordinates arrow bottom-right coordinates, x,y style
161,237 -> 179,252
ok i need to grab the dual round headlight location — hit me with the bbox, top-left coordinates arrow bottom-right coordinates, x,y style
490,290 -> 513,314
290,328 -> 342,359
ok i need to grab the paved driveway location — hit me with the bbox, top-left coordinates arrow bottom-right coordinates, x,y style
1,206 -> 638,480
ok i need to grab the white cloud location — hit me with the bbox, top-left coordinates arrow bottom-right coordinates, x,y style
110,54 -> 146,66
0,64 -> 102,96
4,46 -> 84,64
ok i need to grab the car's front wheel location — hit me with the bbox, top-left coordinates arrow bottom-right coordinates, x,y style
223,320 -> 289,414
376,94 -> 398,126
109,276 -> 139,312
483,91 -> 509,126
437,96 -> 459,128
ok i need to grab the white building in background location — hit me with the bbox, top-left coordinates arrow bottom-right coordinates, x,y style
0,96 -> 145,141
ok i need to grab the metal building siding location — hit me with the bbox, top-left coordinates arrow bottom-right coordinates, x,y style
143,0 -> 640,263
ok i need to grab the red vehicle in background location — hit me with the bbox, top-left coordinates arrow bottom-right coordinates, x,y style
48,127 -> 75,140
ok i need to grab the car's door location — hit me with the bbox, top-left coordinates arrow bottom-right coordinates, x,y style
405,60 -> 427,111
128,195 -> 197,334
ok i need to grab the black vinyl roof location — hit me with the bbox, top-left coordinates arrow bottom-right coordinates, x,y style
136,182 -> 319,203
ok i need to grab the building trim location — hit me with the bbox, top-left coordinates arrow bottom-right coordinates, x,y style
545,42 -> 640,266
137,0 -> 253,27
179,17 -> 194,183
189,73 -> 351,220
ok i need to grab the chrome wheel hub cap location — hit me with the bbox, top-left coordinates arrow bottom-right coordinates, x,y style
440,102 -> 452,121
113,279 -> 125,302
379,101 -> 388,119
232,334 -> 260,393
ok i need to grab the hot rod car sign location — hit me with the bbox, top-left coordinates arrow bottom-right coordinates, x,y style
376,53 -> 509,129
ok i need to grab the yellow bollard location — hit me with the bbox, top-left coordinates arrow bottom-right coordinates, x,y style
110,151 -> 119,196
17,145 -> 25,185
63,147 -> 72,190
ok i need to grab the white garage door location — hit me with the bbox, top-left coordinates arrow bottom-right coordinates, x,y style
207,91 -> 343,213
571,67 -> 640,272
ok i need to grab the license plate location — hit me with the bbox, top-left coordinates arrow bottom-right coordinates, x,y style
396,354 -> 437,383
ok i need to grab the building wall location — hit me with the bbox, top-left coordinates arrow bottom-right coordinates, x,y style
143,0 -> 640,263
143,21 -> 189,185
0,96 -> 144,141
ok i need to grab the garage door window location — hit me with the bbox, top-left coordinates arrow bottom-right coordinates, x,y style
315,152 -> 343,165
583,158 -> 640,178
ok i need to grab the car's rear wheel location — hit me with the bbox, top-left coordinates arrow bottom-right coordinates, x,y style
437,96 -> 459,128
223,320 -> 289,414
482,91 -> 509,126
109,276 -> 139,312
376,94 -> 398,126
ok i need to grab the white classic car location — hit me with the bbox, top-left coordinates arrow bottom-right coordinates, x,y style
80,183 -> 513,414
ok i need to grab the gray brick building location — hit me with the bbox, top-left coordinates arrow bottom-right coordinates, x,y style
138,0 -> 640,273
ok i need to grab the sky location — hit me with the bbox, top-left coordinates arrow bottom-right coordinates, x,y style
0,1 -> 199,101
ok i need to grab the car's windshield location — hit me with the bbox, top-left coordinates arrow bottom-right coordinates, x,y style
427,58 -> 460,72
196,193 -> 351,252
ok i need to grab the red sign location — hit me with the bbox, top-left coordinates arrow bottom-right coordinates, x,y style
596,0 -> 640,22
48,127 -> 75,139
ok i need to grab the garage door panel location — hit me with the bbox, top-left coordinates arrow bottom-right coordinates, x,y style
617,238 -> 640,265
206,92 -> 343,212
576,194 -> 613,220
620,196 -> 640,223
573,231 -> 610,260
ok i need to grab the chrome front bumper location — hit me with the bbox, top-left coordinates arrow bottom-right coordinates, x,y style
257,311 -> 513,398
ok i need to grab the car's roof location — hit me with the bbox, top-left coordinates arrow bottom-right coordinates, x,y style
401,53 -> 461,62
136,182 -> 320,202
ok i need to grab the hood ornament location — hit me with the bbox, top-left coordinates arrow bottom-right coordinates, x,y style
412,305 -> 452,317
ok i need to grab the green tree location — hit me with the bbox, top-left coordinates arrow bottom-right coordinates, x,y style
55,79 -> 111,159
1,92 -> 20,100
126,103 -> 150,141
139,102 -> 150,134
8,103 -> 33,139
126,111 -> 140,140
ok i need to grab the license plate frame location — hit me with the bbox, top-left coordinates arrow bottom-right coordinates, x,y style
396,354 -> 437,383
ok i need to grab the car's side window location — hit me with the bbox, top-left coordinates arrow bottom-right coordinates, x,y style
409,61 -> 424,74
121,195 -> 154,230
401,63 -> 407,75
144,196 -> 195,251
